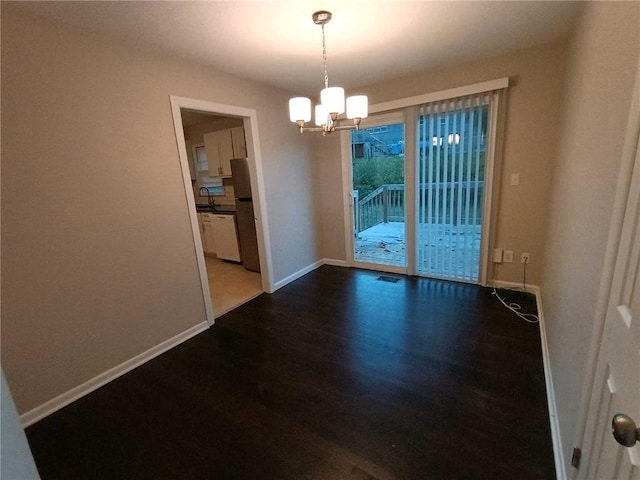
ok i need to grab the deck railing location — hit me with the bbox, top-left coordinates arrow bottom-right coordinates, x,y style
353,184 -> 404,233
354,181 -> 484,233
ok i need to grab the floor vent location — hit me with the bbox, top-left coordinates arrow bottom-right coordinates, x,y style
377,275 -> 400,283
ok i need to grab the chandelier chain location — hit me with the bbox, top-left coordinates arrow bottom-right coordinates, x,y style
321,23 -> 328,89
288,10 -> 367,135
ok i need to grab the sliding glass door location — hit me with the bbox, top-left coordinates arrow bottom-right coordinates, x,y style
350,114 -> 406,270
345,89 -> 499,283
417,97 -> 488,282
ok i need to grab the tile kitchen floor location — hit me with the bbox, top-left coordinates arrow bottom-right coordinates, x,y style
205,257 -> 263,317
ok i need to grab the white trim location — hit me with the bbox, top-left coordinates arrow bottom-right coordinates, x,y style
20,322 -> 209,427
169,99 -> 215,326
483,89 -> 508,288
490,280 -> 537,292
348,262 -> 407,276
535,294 -> 567,480
241,114 -> 276,294
270,259 -> 349,291
341,130 -> 355,266
493,281 -> 566,480
357,111 -> 406,129
535,287 -> 567,480
369,78 -> 509,114
272,260 -> 323,291
322,258 -> 349,267
478,92 -> 501,285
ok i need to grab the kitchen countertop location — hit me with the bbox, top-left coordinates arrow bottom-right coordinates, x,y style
196,205 -> 236,214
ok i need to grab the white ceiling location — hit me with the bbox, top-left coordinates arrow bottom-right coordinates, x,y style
11,1 -> 583,96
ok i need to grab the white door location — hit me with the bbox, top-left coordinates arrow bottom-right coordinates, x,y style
579,68 -> 640,480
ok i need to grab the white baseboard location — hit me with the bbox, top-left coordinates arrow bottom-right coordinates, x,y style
491,279 -> 536,293
534,288 -> 567,480
272,260 -> 323,291
322,258 -> 348,267
271,258 -> 348,292
20,321 -> 209,428
492,280 -> 566,480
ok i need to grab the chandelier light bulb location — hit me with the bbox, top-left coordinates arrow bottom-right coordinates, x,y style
315,104 -> 328,126
289,97 -> 312,123
346,95 -> 368,120
320,87 -> 345,115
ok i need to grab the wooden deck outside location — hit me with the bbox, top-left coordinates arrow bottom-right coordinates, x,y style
355,221 -> 481,280
355,222 -> 406,267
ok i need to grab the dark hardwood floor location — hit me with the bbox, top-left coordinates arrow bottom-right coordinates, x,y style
26,266 -> 555,479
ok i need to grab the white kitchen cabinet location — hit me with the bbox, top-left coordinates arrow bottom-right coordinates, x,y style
200,213 -> 217,256
210,214 -> 240,262
203,130 -> 233,177
203,127 -> 247,178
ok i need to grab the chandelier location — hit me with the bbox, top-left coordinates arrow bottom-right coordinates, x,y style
288,11 -> 368,135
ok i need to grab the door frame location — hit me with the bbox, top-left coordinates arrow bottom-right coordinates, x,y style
573,59 -> 640,479
169,96 -> 274,326
341,78 -> 508,284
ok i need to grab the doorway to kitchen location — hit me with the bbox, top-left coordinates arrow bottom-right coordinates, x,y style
182,109 -> 262,317
170,97 -> 273,325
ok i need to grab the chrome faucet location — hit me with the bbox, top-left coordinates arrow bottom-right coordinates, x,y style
199,187 -> 217,210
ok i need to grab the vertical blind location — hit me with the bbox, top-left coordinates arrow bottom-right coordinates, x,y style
417,92 -> 491,282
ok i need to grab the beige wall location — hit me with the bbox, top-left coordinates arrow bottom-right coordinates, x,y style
316,41 -> 569,285
540,1 -> 640,474
1,6 -> 317,413
313,134 -> 346,261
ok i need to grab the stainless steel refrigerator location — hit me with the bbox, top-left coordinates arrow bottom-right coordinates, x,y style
230,158 -> 261,272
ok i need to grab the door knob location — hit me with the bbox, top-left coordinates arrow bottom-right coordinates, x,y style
612,414 -> 640,447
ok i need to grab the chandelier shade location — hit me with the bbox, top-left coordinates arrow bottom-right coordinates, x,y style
346,95 -> 368,120
289,97 -> 312,123
320,87 -> 345,115
288,11 -> 368,135
315,104 -> 328,126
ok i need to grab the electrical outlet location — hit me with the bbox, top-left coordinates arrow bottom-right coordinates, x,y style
504,250 -> 513,263
510,173 -> 520,186
521,252 -> 531,263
